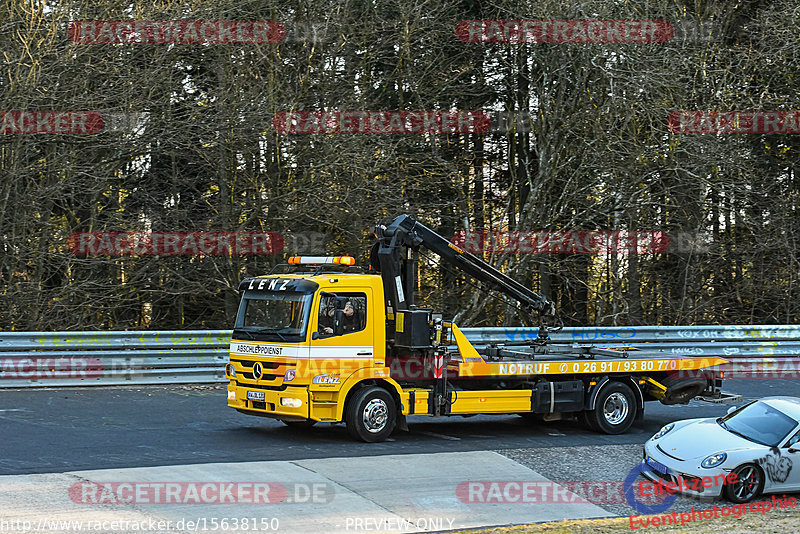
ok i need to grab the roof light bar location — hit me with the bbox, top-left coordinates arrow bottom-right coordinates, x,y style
288,256 -> 355,266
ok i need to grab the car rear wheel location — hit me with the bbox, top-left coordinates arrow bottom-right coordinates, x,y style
345,386 -> 396,442
724,464 -> 764,503
588,382 -> 637,434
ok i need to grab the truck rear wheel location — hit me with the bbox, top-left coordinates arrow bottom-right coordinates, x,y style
589,382 -> 637,434
346,387 -> 396,442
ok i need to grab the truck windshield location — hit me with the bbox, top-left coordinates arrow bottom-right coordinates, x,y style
234,292 -> 313,342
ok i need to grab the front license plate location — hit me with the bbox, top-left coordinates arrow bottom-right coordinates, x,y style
646,456 -> 670,476
246,391 -> 265,401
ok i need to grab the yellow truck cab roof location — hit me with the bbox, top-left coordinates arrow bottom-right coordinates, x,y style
238,272 -> 383,293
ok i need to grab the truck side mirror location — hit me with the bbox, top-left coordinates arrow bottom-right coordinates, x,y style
333,309 -> 345,336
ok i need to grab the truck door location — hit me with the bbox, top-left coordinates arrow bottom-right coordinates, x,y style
309,290 -> 374,385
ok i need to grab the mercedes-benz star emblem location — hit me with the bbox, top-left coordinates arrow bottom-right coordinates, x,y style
253,362 -> 263,380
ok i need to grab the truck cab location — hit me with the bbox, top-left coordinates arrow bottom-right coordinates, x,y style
226,258 -> 405,441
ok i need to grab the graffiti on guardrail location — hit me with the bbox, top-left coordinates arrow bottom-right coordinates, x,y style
137,332 -> 231,347
570,328 -> 637,341
500,327 -> 638,342
496,326 -> 800,343
660,327 -> 800,340
742,328 -> 796,339
675,329 -> 722,339
36,335 -> 105,347
29,333 -> 231,347
668,347 -> 704,355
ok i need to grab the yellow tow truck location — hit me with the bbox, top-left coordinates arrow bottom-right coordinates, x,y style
226,215 -> 733,442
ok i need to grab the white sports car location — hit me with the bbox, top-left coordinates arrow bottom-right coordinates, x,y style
641,396 -> 800,503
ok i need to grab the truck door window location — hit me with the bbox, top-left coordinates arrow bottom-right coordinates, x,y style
318,293 -> 367,336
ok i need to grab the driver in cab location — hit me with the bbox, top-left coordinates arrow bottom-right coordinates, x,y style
319,299 -> 359,335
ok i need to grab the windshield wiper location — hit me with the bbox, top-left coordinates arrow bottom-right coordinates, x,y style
718,418 -> 771,445
234,329 -> 255,340
251,328 -> 289,341
724,426 -> 769,447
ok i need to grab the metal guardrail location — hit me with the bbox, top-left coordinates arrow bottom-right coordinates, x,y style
462,325 -> 800,357
0,325 -> 798,387
0,331 -> 230,388
465,325 -> 800,344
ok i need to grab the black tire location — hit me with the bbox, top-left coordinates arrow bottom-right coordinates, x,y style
281,419 -> 317,428
588,381 -> 637,434
345,387 -> 396,442
578,410 -> 598,431
659,376 -> 708,405
724,464 -> 765,503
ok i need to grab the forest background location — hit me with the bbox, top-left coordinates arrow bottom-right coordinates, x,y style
1,0 -> 798,331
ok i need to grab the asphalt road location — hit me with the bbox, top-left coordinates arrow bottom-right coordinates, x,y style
1,379 -> 798,476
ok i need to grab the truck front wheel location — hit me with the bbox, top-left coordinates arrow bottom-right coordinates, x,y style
346,387 -> 396,442
588,382 -> 637,434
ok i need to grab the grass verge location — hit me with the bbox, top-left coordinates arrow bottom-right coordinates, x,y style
457,505 -> 800,533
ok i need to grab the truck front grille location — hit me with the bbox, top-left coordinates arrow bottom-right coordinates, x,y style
236,380 -> 287,392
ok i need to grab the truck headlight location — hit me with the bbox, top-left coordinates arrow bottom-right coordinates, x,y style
701,452 -> 727,468
650,423 -> 674,441
284,369 -> 296,382
280,397 -> 302,408
226,364 -> 236,378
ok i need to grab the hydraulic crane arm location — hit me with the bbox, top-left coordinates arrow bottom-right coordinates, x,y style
372,214 -> 556,320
